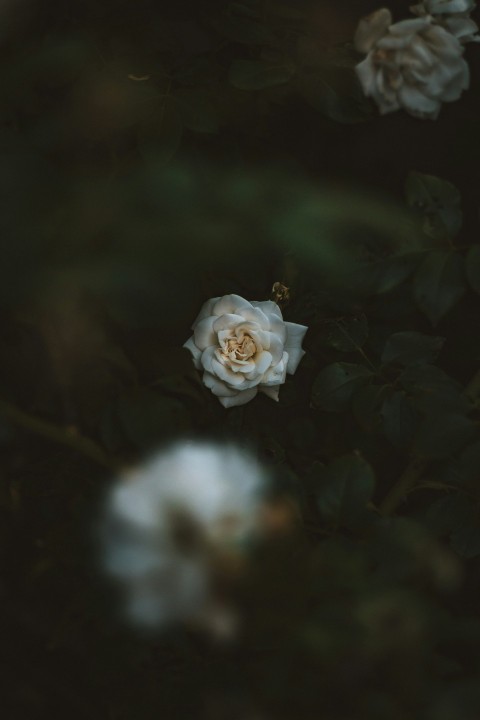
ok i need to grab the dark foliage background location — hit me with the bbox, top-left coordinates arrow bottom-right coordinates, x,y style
3,1 -> 480,719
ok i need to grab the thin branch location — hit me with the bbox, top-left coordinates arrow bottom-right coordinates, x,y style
0,397 -> 117,471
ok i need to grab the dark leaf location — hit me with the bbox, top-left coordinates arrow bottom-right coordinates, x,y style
381,390 -> 418,449
405,172 -> 462,241
381,331 -> 445,367
414,413 -> 476,460
312,362 -> 373,411
313,454 -> 375,528
413,250 -> 466,326
297,66 -> 372,124
352,384 -> 390,432
321,314 -> 368,352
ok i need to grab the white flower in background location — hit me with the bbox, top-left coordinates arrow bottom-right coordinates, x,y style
102,442 -> 267,637
183,294 -> 308,408
410,0 -> 480,44
354,8 -> 470,119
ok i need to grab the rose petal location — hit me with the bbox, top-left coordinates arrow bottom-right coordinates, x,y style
262,353 -> 288,386
253,350 -> 273,376
259,385 -> 280,402
251,300 -> 283,318
212,358 -> 246,386
268,333 -> 284,364
183,336 -> 202,369
213,294 -> 252,316
285,322 -> 308,367
218,388 -> 258,408
193,316 -> 217,350
285,321 -> 307,344
238,306 -> 270,329
192,297 -> 220,327
200,346 -> 217,374
398,84 -> 441,118
268,315 -> 287,343
213,314 -> 246,332
354,8 -> 392,54
203,372 -> 238,397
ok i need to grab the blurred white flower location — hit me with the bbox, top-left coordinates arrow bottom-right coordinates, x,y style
102,441 -> 268,637
183,294 -> 307,408
410,0 -> 480,44
354,8 -> 470,119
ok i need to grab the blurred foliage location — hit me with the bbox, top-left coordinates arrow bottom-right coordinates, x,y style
3,1 -> 480,719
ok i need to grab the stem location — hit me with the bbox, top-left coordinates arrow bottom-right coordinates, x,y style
0,397 -> 117,470
379,459 -> 428,516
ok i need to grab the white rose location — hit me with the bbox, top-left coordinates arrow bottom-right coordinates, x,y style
183,293 -> 308,408
410,0 -> 480,44
354,9 -> 470,119
102,441 -> 268,637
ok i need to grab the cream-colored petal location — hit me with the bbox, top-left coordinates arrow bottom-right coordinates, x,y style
213,314 -> 245,332
230,360 -> 256,373
253,350 -> 273,376
354,8 -> 392,53
218,388 -> 257,408
268,315 -> 287,343
202,372 -> 238,397
262,353 -> 287,386
355,54 -> 379,97
213,294 -> 252,316
212,358 -> 245,386
268,333 -> 284,364
445,17 -> 480,43
286,347 -> 306,374
250,300 -> 283,318
398,84 -> 441,117
192,297 -> 220,326
193,316 -> 216,350
285,321 -> 308,349
245,327 -> 270,351
183,335 -> 202,369
259,385 -> 280,402
390,17 -> 430,36
201,346 -> 217,374
238,306 -> 271,329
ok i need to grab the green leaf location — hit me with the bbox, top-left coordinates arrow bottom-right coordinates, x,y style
352,384 -> 390,432
413,250 -> 466,326
313,454 -> 375,528
414,413 -> 476,459
174,88 -> 219,134
381,331 -> 445,367
381,391 -> 418,449
400,364 -> 470,414
321,314 -> 368,352
229,59 -> 295,90
297,67 -> 372,124
405,172 -> 462,241
311,362 -> 373,411
465,245 -> 480,294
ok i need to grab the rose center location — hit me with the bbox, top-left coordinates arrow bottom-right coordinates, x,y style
221,335 -> 256,363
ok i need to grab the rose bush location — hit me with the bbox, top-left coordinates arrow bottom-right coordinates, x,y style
354,8 -> 471,119
183,293 -> 308,408
102,441 -> 268,636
